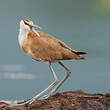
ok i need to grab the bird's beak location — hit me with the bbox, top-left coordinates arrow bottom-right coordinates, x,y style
31,24 -> 42,29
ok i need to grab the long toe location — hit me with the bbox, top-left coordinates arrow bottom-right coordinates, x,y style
39,94 -> 50,100
29,98 -> 36,104
15,99 -> 31,106
47,91 -> 55,98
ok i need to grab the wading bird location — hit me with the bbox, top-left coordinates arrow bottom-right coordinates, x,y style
18,19 -> 86,104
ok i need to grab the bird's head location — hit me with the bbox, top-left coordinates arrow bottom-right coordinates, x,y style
20,19 -> 41,31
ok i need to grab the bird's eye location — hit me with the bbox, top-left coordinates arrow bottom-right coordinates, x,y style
24,21 -> 29,25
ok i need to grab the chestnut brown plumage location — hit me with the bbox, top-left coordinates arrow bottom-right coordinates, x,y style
18,19 -> 86,105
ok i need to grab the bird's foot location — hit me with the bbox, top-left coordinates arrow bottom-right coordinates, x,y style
39,94 -> 49,99
45,91 -> 55,98
13,92 -> 55,106
15,98 -> 36,106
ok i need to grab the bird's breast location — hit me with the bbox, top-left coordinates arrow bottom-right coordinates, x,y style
22,36 -> 35,57
18,31 -> 35,58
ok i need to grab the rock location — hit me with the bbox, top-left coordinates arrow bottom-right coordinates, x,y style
0,90 -> 110,110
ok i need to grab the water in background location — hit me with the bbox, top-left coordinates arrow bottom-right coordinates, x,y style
0,0 -> 110,100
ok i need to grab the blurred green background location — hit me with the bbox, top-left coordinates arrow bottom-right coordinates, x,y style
0,0 -> 110,100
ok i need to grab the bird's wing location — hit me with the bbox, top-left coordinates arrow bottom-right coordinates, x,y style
30,31 -> 86,61
58,40 -> 78,52
33,31 -> 86,54
29,32 -> 65,61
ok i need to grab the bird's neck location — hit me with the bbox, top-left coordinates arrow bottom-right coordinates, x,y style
18,28 -> 28,49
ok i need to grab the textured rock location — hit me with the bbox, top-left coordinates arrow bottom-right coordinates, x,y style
0,90 -> 110,110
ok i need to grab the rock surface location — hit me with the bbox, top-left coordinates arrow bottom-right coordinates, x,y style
0,90 -> 110,110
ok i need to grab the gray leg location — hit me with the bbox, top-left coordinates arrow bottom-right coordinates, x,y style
20,62 -> 59,105
48,61 -> 71,97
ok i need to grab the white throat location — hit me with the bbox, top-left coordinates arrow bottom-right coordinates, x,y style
18,28 -> 28,49
18,20 -> 30,48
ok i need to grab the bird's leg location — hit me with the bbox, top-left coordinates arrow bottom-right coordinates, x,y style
26,62 -> 59,104
48,61 -> 71,97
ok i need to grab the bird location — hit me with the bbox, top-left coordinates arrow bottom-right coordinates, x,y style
18,19 -> 86,104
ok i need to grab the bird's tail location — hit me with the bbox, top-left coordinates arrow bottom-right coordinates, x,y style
74,51 -> 87,55
73,51 -> 87,60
